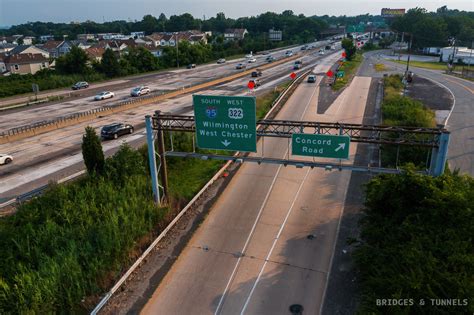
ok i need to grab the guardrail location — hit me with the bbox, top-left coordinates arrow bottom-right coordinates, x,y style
0,170 -> 86,212
0,52 -> 309,145
90,68 -> 310,315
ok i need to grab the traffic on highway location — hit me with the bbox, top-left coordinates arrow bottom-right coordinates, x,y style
1,4 -> 472,315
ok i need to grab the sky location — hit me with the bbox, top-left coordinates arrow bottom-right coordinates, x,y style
0,0 -> 472,26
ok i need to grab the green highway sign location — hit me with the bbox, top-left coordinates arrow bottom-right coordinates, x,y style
193,94 -> 257,152
292,133 -> 350,159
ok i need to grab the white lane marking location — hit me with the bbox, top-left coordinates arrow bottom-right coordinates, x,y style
240,168 -> 311,315
213,163 -> 283,315
421,76 -> 456,126
215,77 -> 319,314
382,59 -> 457,126
319,172 -> 350,315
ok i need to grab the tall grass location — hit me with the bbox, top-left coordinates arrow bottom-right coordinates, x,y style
0,145 -> 166,313
381,75 -> 436,168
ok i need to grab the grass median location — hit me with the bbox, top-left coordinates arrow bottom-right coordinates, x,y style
332,53 -> 363,91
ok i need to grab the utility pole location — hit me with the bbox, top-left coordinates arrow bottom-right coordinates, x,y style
175,32 -> 179,68
406,34 -> 413,74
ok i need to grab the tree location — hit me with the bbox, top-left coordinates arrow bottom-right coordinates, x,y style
141,14 -> 159,34
81,126 -> 105,176
55,46 -> 90,75
100,48 -> 121,77
341,38 -> 356,60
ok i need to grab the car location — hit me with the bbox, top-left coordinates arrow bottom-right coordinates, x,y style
187,63 -> 196,69
247,57 -> 257,63
266,56 -> 275,62
318,49 -> 325,55
245,52 -> 253,58
130,86 -> 150,97
293,63 -> 302,70
94,91 -> 114,101
248,79 -> 261,87
72,81 -> 89,90
285,50 -> 293,57
101,123 -> 134,140
307,75 -> 316,83
301,45 -> 308,50
251,69 -> 262,77
236,63 -> 246,70
0,154 -> 13,165
217,58 -> 226,64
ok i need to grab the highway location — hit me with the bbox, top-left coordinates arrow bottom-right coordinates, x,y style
0,42 -> 325,131
0,43 -> 338,201
140,55 -> 372,314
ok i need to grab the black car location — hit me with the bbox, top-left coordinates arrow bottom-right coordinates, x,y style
72,81 -> 89,90
101,123 -> 134,140
251,69 -> 262,77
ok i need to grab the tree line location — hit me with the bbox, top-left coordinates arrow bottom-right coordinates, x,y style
2,11 -> 329,43
389,6 -> 474,49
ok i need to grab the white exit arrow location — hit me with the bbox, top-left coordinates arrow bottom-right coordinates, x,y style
335,143 -> 346,152
221,140 -> 231,147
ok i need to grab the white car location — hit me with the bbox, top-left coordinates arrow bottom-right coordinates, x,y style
247,58 -> 257,63
0,154 -> 13,165
285,50 -> 293,57
318,50 -> 325,55
217,58 -> 226,64
245,52 -> 253,58
94,91 -> 114,101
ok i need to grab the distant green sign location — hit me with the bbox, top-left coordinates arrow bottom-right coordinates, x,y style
337,71 -> 345,78
292,134 -> 350,159
193,94 -> 257,152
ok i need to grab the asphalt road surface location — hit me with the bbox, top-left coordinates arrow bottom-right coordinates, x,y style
140,58 -> 372,314
0,42 -> 332,131
372,52 -> 474,176
0,48 -> 340,202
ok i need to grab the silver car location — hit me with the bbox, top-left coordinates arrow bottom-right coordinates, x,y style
130,86 -> 150,97
94,91 -> 114,101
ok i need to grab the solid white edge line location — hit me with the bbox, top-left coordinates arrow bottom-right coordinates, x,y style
382,59 -> 457,126
319,172 -> 351,315
240,169 -> 311,315
217,77 -> 319,313
213,163 -> 284,315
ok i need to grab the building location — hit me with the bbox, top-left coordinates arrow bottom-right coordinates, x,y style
4,53 -> 49,74
39,40 -> 62,58
0,43 -> 17,54
77,34 -> 95,41
22,36 -> 35,45
130,31 -> 145,38
268,29 -> 282,41
440,47 -> 474,64
0,54 -> 7,73
85,47 -> 105,62
224,29 -> 248,41
39,35 -> 55,42
9,45 -> 49,59
422,47 -> 441,56
146,33 -> 165,47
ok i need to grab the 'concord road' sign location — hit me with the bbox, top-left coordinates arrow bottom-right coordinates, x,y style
193,94 -> 257,152
292,133 -> 350,159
